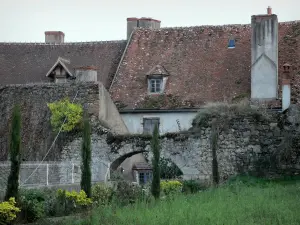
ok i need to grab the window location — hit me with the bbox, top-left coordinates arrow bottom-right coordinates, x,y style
143,118 -> 160,134
148,78 -> 163,93
139,172 -> 152,185
228,39 -> 235,49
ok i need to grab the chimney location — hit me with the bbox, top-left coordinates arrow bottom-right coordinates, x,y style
127,18 -> 139,40
251,9 -> 278,100
126,17 -> 161,40
267,6 -> 272,15
282,63 -> 292,111
45,31 -> 65,44
75,66 -> 98,82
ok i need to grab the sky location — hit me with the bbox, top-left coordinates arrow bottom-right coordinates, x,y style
0,0 -> 299,42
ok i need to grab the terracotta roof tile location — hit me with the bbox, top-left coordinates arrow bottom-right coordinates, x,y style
0,41 -> 126,88
110,21 -> 300,109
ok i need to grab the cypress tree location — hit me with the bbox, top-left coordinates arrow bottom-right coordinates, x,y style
80,113 -> 92,198
211,119 -> 220,186
5,105 -> 22,201
151,124 -> 161,200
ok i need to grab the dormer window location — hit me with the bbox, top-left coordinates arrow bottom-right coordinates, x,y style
149,77 -> 163,93
146,64 -> 170,95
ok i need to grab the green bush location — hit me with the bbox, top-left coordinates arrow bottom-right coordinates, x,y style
113,181 -> 143,206
91,183 -> 113,206
160,180 -> 182,196
182,180 -> 206,194
56,189 -> 92,215
160,157 -> 183,179
47,98 -> 83,132
19,189 -> 46,223
0,197 -> 21,225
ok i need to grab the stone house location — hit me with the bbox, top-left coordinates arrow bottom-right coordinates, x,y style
1,6 -> 300,182
1,7 -> 299,135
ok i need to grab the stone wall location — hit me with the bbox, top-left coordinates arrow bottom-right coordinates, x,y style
0,82 -> 127,161
62,106 -> 300,181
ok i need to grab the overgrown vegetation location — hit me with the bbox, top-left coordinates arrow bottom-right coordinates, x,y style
192,102 -> 271,129
159,157 -> 183,179
151,124 -> 161,200
47,98 -> 83,132
66,176 -> 300,225
81,113 -> 92,198
160,180 -> 182,197
5,105 -> 22,202
0,197 -> 20,225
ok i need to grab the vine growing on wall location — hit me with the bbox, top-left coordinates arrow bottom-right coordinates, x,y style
47,98 -> 83,132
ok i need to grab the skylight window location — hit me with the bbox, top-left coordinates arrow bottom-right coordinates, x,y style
228,39 -> 235,49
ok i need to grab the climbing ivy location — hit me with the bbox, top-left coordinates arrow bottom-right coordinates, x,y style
47,98 -> 83,132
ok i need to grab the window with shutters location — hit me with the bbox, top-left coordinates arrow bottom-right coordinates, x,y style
143,117 -> 160,134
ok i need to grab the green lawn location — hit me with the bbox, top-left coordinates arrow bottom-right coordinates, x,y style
68,176 -> 300,225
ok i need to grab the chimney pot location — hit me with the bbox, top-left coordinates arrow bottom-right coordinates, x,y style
267,6 -> 272,15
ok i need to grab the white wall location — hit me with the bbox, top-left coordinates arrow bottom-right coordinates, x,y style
121,112 -> 198,134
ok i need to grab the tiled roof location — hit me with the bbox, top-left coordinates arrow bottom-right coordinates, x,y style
110,21 -> 300,109
0,41 -> 126,88
132,162 -> 152,170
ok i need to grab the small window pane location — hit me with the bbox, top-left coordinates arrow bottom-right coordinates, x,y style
149,78 -> 163,93
143,118 -> 160,134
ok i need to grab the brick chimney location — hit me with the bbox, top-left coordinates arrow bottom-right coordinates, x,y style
267,6 -> 272,15
282,63 -> 291,111
126,17 -> 161,39
45,31 -> 65,44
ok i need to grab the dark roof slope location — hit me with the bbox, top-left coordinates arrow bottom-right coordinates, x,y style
110,21 -> 300,109
0,41 -> 126,88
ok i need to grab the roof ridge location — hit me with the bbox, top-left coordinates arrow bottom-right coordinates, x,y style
0,40 -> 126,45
134,20 -> 300,32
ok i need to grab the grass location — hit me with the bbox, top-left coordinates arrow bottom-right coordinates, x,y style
65,176 -> 300,225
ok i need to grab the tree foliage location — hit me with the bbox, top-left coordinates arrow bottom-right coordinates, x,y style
5,105 -> 22,201
151,124 -> 161,200
80,113 -> 92,198
47,98 -> 83,132
211,119 -> 220,186
159,157 -> 183,179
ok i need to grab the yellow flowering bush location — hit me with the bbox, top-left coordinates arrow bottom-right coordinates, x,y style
160,180 -> 183,196
47,98 -> 83,132
57,189 -> 92,207
0,197 -> 21,224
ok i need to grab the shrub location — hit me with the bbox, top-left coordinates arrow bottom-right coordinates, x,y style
160,180 -> 183,196
112,181 -> 143,206
0,197 -> 21,224
160,157 -> 183,179
5,105 -> 22,201
19,189 -> 47,222
182,180 -> 206,194
47,98 -> 83,132
91,183 -> 113,206
56,189 -> 92,215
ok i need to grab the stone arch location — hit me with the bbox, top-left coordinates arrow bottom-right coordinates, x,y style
110,150 -> 147,171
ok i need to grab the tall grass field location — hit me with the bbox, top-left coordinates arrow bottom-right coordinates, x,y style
67,176 -> 300,225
